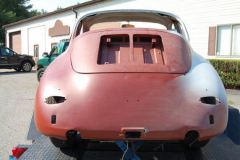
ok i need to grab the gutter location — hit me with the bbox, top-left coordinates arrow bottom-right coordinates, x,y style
72,8 -> 77,19
5,29 -> 7,47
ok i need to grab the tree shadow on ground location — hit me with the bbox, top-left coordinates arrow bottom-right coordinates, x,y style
0,69 -> 36,76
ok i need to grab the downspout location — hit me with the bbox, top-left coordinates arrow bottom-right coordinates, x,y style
72,8 -> 77,19
5,29 -> 7,47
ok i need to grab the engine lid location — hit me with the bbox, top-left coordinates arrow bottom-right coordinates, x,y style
71,28 -> 191,74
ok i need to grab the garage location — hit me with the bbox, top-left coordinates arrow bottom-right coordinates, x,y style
9,31 -> 21,54
28,26 -> 46,66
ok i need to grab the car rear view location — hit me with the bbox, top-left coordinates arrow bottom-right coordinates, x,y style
34,10 -> 228,149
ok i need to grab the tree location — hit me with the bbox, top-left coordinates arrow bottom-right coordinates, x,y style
29,9 -> 47,17
0,0 -> 33,20
40,9 -> 47,14
0,0 -> 47,46
56,6 -> 62,10
0,10 -> 18,44
29,9 -> 42,17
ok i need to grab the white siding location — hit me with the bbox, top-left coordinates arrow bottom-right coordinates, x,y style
6,11 -> 76,57
28,26 -> 46,58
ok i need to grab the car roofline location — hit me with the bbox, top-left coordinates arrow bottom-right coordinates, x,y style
72,9 -> 190,41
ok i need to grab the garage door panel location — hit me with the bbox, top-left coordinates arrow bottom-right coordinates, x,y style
9,31 -> 21,54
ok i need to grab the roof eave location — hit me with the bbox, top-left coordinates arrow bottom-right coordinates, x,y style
2,0 -> 108,29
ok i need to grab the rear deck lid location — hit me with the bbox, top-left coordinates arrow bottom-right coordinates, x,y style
71,28 -> 191,74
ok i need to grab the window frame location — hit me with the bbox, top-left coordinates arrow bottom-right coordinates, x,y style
49,43 -> 61,57
216,23 -> 240,57
51,43 -> 57,49
34,44 -> 39,58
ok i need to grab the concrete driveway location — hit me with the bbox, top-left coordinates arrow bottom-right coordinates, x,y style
226,89 -> 240,111
0,69 -> 239,160
0,69 -> 38,160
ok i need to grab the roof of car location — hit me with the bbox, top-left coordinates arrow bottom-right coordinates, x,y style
74,9 -> 190,40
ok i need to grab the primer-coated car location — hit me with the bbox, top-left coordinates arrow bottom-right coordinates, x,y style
35,10 -> 228,148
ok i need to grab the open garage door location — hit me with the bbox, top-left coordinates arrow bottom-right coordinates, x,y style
9,31 -> 21,54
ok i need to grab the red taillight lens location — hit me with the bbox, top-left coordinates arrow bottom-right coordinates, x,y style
12,147 -> 27,159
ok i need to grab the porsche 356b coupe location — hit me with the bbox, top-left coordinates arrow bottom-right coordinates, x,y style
35,10 -> 228,148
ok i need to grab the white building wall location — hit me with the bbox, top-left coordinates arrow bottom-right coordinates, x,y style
6,11 -> 76,58
75,0 -> 240,59
5,0 -> 240,59
28,26 -> 46,57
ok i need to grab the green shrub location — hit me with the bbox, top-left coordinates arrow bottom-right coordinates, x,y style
208,59 -> 240,89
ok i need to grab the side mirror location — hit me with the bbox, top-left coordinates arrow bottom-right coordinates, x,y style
42,52 -> 49,57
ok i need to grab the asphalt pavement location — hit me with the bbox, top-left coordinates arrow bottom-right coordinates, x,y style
0,69 -> 239,160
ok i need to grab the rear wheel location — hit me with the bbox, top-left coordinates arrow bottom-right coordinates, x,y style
21,61 -> 32,72
184,131 -> 210,148
37,68 -> 44,82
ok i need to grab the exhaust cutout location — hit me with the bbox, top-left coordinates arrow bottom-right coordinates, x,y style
45,96 -> 66,104
200,96 -> 220,105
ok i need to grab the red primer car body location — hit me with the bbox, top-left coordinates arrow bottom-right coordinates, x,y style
35,10 -> 228,143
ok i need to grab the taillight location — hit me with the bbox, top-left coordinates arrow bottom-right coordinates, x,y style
11,147 -> 27,159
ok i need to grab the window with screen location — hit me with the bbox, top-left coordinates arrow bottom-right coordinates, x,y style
216,24 -> 240,56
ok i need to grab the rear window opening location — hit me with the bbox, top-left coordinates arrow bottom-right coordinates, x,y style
139,37 -> 152,42
97,35 -> 165,65
89,21 -> 167,32
111,37 -> 123,42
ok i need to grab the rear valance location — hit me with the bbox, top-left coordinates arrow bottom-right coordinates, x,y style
71,28 -> 191,73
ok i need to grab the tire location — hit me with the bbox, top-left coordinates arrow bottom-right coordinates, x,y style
50,137 -> 76,148
14,68 -> 21,72
37,68 -> 45,82
184,131 -> 210,148
21,61 -> 33,72
190,139 -> 210,148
